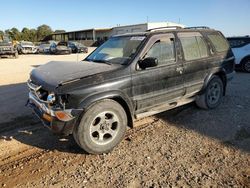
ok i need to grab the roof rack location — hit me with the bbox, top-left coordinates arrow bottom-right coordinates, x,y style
147,26 -> 183,32
185,26 -> 210,30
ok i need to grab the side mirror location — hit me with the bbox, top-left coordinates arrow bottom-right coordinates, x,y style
138,57 -> 158,70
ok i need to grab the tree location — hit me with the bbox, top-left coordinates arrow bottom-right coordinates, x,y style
21,27 -> 30,41
37,24 -> 53,41
0,30 -> 4,40
7,28 -> 21,41
29,29 -> 37,42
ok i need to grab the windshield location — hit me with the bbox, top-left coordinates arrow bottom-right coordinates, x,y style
0,42 -> 11,46
86,36 -> 145,64
21,42 -> 33,46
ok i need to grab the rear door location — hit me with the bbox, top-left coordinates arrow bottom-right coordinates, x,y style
177,32 -> 210,96
131,33 -> 185,114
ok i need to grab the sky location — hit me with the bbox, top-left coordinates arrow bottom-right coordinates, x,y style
0,0 -> 249,37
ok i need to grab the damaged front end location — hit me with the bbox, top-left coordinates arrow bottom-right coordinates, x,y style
26,79 -> 82,135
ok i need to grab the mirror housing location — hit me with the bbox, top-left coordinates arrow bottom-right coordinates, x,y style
138,57 -> 158,70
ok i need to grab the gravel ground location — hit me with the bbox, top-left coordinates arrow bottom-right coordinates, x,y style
0,54 -> 249,187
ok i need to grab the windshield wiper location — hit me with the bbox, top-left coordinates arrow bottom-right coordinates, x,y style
88,59 -> 112,65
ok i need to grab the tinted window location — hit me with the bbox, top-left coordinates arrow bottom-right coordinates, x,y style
196,36 -> 208,58
179,33 -> 208,61
145,37 -> 175,65
227,39 -> 248,48
208,33 -> 229,52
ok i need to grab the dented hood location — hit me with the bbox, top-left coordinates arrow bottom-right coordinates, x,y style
30,61 -> 118,91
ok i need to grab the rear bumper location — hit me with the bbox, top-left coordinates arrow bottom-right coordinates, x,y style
78,48 -> 88,53
27,91 -> 81,135
55,50 -> 71,55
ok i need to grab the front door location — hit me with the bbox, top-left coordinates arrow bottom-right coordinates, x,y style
131,33 -> 185,114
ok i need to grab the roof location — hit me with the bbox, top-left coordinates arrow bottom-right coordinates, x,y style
113,27 -> 216,37
227,35 -> 250,39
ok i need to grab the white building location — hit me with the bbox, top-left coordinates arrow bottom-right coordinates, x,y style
112,22 -> 185,35
50,22 -> 185,46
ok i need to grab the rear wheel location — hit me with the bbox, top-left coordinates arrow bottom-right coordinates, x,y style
196,75 -> 224,109
73,99 -> 127,154
242,58 -> 250,73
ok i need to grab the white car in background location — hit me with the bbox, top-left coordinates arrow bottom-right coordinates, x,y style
227,36 -> 250,72
17,41 -> 38,54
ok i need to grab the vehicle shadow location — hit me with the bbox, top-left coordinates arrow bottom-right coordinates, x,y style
155,72 -> 250,153
30,65 -> 41,68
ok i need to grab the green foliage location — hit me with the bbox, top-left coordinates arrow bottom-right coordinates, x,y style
0,30 -> 4,40
37,24 -> 53,41
1,24 -> 59,42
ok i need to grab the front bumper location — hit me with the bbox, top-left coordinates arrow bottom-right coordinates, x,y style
21,48 -> 37,54
0,50 -> 16,56
27,89 -> 82,135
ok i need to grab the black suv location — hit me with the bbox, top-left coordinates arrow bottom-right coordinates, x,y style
27,26 -> 235,154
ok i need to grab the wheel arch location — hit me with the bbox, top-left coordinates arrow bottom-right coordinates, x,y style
78,91 -> 134,128
240,55 -> 250,65
201,70 -> 227,96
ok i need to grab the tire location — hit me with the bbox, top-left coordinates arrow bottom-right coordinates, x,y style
73,99 -> 127,154
14,52 -> 18,59
242,58 -> 250,73
196,75 -> 224,109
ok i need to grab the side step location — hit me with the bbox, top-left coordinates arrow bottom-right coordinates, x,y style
135,97 -> 195,119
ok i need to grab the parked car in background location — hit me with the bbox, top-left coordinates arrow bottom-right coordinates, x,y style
17,41 -> 38,54
38,43 -> 51,54
0,41 -> 18,58
68,41 -> 88,53
227,36 -> 250,72
27,26 -> 235,154
38,41 -> 57,54
50,41 -> 72,55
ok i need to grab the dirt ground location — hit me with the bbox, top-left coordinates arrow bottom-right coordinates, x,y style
0,53 -> 249,187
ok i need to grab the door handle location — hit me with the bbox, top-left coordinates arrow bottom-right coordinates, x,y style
176,67 -> 184,74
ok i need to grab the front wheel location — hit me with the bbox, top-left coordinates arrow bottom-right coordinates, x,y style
14,52 -> 18,58
73,99 -> 127,154
196,75 -> 224,109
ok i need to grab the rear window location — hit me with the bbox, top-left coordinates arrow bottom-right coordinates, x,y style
227,38 -> 248,48
207,33 -> 229,52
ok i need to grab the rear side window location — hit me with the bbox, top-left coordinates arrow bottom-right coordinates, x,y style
207,33 -> 229,52
178,32 -> 208,61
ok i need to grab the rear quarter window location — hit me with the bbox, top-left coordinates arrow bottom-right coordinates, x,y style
207,33 -> 229,52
